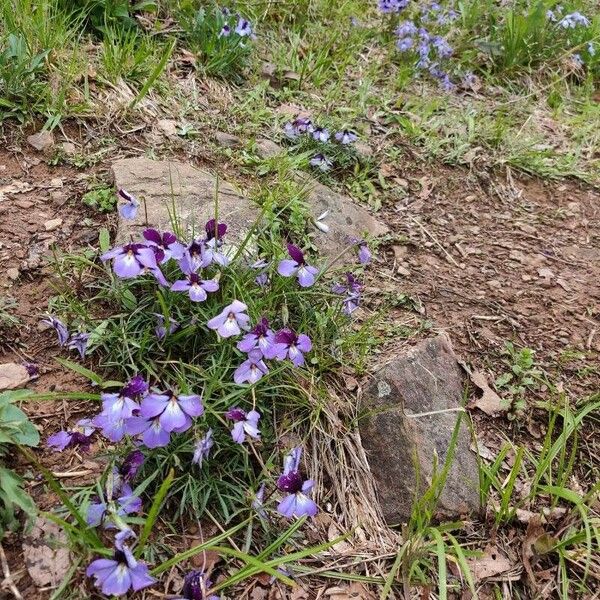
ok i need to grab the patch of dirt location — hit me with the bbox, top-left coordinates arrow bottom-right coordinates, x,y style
382,166 -> 599,396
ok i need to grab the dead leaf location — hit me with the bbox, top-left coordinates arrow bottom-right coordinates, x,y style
522,516 -> 557,593
417,176 -> 434,200
467,545 -> 512,581
23,517 -> 71,587
0,180 -> 34,202
469,370 -> 505,415
326,582 -> 375,599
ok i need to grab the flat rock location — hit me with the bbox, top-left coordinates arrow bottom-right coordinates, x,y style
298,174 -> 389,258
44,218 -> 63,231
112,157 -> 255,245
359,334 -> 480,524
0,363 -> 30,390
156,119 -> 179,137
255,138 -> 284,159
27,131 -> 54,152
215,131 -> 242,148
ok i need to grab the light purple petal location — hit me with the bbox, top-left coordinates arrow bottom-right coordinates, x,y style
297,265 -> 317,287
171,279 -> 191,292
129,564 -> 156,591
231,421 -> 245,444
140,393 -> 169,418
201,279 -> 219,292
113,253 -> 142,278
237,333 -> 258,353
177,394 -> 204,418
158,399 -> 187,432
296,334 -> 312,353
189,284 -> 208,302
86,502 -> 106,526
143,420 -> 171,448
47,431 -> 72,451
277,259 -> 298,277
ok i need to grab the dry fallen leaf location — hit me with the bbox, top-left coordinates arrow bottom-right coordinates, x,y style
326,582 -> 375,599
469,370 -> 505,415
23,517 -> 71,587
522,516 -> 557,593
467,545 -> 512,582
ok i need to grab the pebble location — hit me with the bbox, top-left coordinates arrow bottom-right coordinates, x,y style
7,267 -> 19,280
15,199 -> 34,209
44,218 -> 63,231
0,363 -> 30,390
27,131 -> 54,152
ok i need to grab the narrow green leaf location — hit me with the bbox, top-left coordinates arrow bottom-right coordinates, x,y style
55,358 -> 103,385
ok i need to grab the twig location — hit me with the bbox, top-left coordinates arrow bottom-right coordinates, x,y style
408,216 -> 460,267
0,544 -> 23,600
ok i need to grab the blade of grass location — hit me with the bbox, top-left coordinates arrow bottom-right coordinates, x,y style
130,38 -> 175,108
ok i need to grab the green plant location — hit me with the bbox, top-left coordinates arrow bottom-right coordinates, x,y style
495,341 -> 543,419
0,390 -> 40,536
81,184 -> 116,212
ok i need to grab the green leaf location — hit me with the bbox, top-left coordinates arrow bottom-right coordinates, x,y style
99,227 -> 111,253
55,358 -> 103,385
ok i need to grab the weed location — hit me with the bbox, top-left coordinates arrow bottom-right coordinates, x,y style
81,184 -> 116,213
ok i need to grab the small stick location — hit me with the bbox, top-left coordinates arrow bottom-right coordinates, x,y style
0,543 -> 23,600
408,216 -> 460,267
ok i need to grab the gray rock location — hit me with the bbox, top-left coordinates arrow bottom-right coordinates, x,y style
299,175 -> 389,259
0,363 -> 30,391
255,138 -> 284,159
27,131 -> 54,152
112,158 -> 256,245
359,334 -> 480,524
215,131 -> 242,149
156,119 -> 179,137
44,218 -> 63,231
61,142 -> 77,156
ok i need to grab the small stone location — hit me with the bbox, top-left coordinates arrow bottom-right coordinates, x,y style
359,334 -> 480,524
156,119 -> 179,137
61,142 -> 77,155
27,131 -> 54,152
15,199 -> 34,209
0,363 -> 30,390
396,265 -> 411,277
255,138 -> 284,159
355,141 -> 373,158
7,267 -> 19,281
214,131 -> 242,149
44,218 -> 63,231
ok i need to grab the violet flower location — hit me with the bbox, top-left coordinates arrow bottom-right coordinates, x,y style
219,24 -> 231,37
205,219 -> 227,242
332,273 -> 362,316
251,259 -> 270,287
175,570 -> 219,600
100,243 -> 157,279
273,328 -> 312,366
334,129 -> 358,145
226,407 -> 261,443
86,533 -> 155,596
67,332 -> 90,359
92,380 -> 144,442
284,117 -> 314,139
397,37 -> 414,52
276,447 -> 318,518
171,255 -> 219,302
350,237 -> 371,264
47,419 -> 95,452
233,349 -> 269,385
312,126 -> 330,143
121,374 -> 149,399
192,429 -> 214,467
207,300 -> 250,338
86,482 -> 142,528
140,392 -> 204,433
237,317 -> 278,357
378,0 -> 409,14
154,313 -> 179,340
558,12 -> 589,28
125,415 -> 171,448
396,20 -> 418,38
252,483 -> 267,520
277,244 -> 318,288
119,450 -> 144,483
309,153 -> 332,172
23,362 -> 39,378
143,229 -> 185,264
183,240 -> 206,272
41,316 -> 69,346
118,189 -> 139,220
235,17 -> 252,36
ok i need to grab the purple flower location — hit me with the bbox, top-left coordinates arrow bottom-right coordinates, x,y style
143,229 -> 185,264
273,328 -> 312,367
121,375 -> 149,399
41,316 -> 69,346
100,243 -> 158,279
183,240 -> 206,272
251,259 -> 270,287
86,482 -> 142,528
67,332 -> 90,359
309,153 -> 332,172
276,447 -> 318,518
252,483 -> 267,520
140,391 -> 204,433
332,273 -> 362,316
312,126 -> 330,143
378,0 -> 409,14
350,238 -> 371,264
334,129 -> 358,145
431,35 -> 453,59
118,189 -> 139,220
125,415 -> 171,448
92,381 -> 144,442
226,407 -> 260,443
87,537 -> 155,596
219,24 -> 231,37
396,20 -> 418,38
235,17 -> 252,36
205,219 -> 227,241
47,419 -> 95,452
462,71 -> 477,88
154,313 -> 179,340
119,450 -> 145,482
23,362 -> 39,377
198,221 -> 230,267
397,37 -> 414,52
233,349 -> 269,385
237,317 -> 278,357
558,12 -> 589,28
284,117 -> 314,139
192,429 -> 214,467
175,570 -> 219,600
171,255 -> 219,302
207,300 -> 250,338
277,244 -> 318,287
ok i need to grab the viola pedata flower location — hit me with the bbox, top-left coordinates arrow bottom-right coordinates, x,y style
237,317 -> 278,357
272,328 -> 312,366
117,189 -> 139,220
276,447 -> 318,518
67,332 -> 90,359
219,24 -> 231,37
284,117 -> 314,139
395,20 -> 418,38
349,237 -> 372,264
124,415 -> 171,448
233,349 -> 269,384
235,17 -> 252,36
378,0 -> 409,14
119,450 -> 144,483
86,481 -> 142,528
309,153 -> 332,172
140,391 -> 204,433
47,419 -> 95,452
192,429 -> 214,467
175,570 -> 219,600
396,36 -> 414,52
100,243 -> 157,279
277,244 -> 318,287
226,407 -> 261,443
558,12 -> 589,28
41,316 -> 69,346
332,272 -> 362,316
334,129 -> 358,145
171,255 -> 219,302
154,313 -> 179,340
143,229 -> 185,263
311,126 -> 330,143
207,300 -> 250,338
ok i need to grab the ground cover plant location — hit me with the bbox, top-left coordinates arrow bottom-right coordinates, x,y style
0,0 -> 599,598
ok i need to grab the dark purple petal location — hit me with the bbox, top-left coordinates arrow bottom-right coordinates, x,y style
143,228 -> 162,245
286,243 -> 304,265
